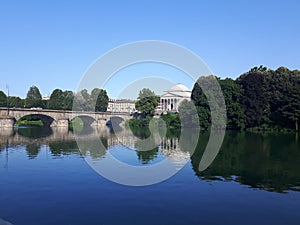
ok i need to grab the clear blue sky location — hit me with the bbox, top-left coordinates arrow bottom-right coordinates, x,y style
1,0 -> 299,98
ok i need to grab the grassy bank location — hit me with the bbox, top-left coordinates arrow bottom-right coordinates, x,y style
69,117 -> 84,132
16,119 -> 43,126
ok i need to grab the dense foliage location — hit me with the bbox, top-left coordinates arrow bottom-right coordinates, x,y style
192,66 -> 300,131
135,88 -> 159,117
0,86 -> 109,112
73,88 -> 108,112
48,89 -> 74,110
1,66 -> 299,131
0,91 -> 7,107
25,86 -> 43,108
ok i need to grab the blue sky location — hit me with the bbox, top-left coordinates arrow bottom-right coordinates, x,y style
0,0 -> 299,98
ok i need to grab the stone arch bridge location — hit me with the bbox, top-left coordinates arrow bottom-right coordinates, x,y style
0,107 -> 131,128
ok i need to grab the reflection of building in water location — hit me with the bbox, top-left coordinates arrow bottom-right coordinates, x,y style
107,129 -> 137,148
107,99 -> 136,113
160,137 -> 190,166
158,83 -> 191,112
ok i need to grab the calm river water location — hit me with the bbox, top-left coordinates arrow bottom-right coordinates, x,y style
0,127 -> 300,225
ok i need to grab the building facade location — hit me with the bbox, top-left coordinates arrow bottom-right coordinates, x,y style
159,84 -> 191,112
107,99 -> 136,113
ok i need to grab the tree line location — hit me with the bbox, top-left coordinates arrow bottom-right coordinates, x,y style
0,86 -> 109,112
192,66 -> 300,131
131,66 -> 300,131
1,65 -> 299,130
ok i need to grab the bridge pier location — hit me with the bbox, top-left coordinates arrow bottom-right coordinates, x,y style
52,126 -> 69,135
97,119 -> 107,127
50,118 -> 69,127
0,127 -> 15,136
0,116 -> 15,128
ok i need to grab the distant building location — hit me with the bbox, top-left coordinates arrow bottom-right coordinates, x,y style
42,96 -> 50,101
159,84 -> 191,112
107,99 -> 136,113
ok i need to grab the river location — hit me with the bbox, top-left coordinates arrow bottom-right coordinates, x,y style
0,127 -> 300,225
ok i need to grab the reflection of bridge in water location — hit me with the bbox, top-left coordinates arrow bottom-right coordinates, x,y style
0,127 -> 131,149
0,127 -> 191,165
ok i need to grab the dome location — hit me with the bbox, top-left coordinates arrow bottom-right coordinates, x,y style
159,83 -> 192,112
168,83 -> 190,92
160,83 -> 191,98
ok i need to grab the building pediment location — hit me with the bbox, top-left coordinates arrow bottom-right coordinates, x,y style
160,91 -> 191,98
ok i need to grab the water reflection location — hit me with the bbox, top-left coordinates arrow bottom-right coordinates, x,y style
192,131 -> 300,193
1,127 -> 300,193
18,126 -> 53,138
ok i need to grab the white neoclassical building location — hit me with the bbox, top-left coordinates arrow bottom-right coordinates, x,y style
107,99 -> 136,113
159,84 -> 191,112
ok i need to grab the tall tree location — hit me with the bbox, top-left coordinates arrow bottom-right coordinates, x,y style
8,96 -> 24,108
0,90 -> 7,107
48,89 -> 64,110
73,89 -> 91,111
191,77 -> 212,130
91,88 -> 109,112
219,78 -> 246,130
178,99 -> 199,128
25,86 -> 43,108
135,88 -> 159,117
266,67 -> 300,130
237,68 -> 269,128
62,90 -> 74,110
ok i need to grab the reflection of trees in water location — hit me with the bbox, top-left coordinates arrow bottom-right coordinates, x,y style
131,127 -> 198,165
78,137 -> 108,159
26,144 -> 40,159
48,141 -> 80,156
132,127 -> 161,164
191,131 -> 300,193
134,134 -> 159,164
6,126 -> 300,193
129,126 -> 151,139
71,126 -> 95,136
136,147 -> 159,164
18,127 -> 53,138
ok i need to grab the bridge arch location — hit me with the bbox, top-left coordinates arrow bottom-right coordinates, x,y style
107,116 -> 125,127
70,115 -> 97,127
17,114 -> 55,127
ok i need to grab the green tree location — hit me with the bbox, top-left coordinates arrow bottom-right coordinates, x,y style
135,88 -> 159,117
73,89 -> 91,111
237,67 -> 269,128
178,99 -> 199,128
47,89 -> 74,110
62,90 -> 74,110
25,86 -> 43,108
160,113 -> 180,129
0,90 -> 7,107
81,89 -> 92,111
8,96 -> 24,108
73,88 -> 108,112
91,88 -> 109,112
48,89 -> 64,109
266,67 -> 300,130
191,77 -> 212,130
219,78 -> 246,130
